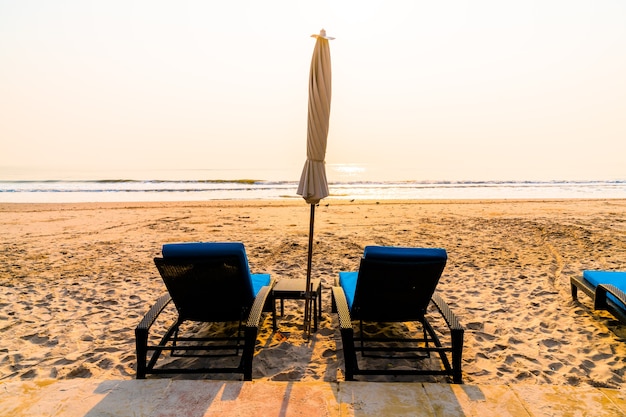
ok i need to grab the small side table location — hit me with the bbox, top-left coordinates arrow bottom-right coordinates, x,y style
272,279 -> 322,332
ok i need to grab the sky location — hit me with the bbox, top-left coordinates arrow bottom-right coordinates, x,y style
1,0 -> 625,181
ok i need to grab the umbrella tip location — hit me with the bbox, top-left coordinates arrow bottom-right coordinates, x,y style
312,29 -> 335,40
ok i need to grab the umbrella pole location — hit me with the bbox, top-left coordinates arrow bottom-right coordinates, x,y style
304,203 -> 315,337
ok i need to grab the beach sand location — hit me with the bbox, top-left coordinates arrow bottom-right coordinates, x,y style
1,199 -> 625,388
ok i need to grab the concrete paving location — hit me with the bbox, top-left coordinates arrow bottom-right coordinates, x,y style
1,379 -> 625,416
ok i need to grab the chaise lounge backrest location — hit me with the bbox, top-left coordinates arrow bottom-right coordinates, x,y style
154,242 -> 261,322
350,246 -> 448,322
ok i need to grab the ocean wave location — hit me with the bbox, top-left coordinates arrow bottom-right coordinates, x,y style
1,179 -> 625,203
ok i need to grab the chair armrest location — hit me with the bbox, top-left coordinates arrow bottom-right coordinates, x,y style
570,275 -> 595,301
332,286 -> 353,330
595,284 -> 626,311
431,292 -> 464,332
136,293 -> 172,333
135,293 -> 172,380
432,291 -> 464,383
246,283 -> 274,328
241,281 -> 275,381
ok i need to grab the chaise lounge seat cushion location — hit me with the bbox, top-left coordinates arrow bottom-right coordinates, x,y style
582,270 -> 626,310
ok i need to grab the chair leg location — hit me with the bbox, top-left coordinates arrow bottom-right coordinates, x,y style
340,327 -> 357,381
452,329 -> 464,384
571,281 -> 578,301
135,327 -> 147,379
242,327 -> 258,381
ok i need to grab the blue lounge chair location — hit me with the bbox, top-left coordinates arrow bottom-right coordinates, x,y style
135,242 -> 276,380
571,270 -> 626,324
332,246 -> 464,383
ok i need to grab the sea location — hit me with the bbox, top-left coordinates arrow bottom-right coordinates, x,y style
1,165 -> 625,203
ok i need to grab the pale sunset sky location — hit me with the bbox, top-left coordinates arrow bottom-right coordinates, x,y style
1,1 -> 625,181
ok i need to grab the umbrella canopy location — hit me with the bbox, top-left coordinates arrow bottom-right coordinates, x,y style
297,29 -> 333,204
297,29 -> 333,337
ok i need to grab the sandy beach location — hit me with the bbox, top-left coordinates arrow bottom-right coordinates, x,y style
1,199 -> 625,389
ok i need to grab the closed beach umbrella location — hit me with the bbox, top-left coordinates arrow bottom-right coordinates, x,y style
297,29 -> 333,336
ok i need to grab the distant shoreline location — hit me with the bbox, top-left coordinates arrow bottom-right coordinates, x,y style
2,197 -> 626,210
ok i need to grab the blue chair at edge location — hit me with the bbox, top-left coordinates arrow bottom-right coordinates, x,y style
571,270 -> 626,324
332,246 -> 464,383
135,242 -> 276,380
